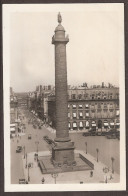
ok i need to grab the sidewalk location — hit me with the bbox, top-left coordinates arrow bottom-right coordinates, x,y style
22,150 -> 119,184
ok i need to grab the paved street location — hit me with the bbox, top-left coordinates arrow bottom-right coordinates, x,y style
11,109 -> 120,184
11,109 -> 55,183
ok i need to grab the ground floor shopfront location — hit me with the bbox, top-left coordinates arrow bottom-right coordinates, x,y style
68,118 -> 120,131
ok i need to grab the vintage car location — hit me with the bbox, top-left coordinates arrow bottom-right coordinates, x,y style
28,134 -> 32,139
16,146 -> 22,153
19,179 -> 28,184
43,135 -> 49,140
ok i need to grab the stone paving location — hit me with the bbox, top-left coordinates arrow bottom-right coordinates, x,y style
22,150 -> 120,184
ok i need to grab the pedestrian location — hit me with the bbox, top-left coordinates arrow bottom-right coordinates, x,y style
90,170 -> 93,177
110,174 -> 113,180
42,177 -> 45,184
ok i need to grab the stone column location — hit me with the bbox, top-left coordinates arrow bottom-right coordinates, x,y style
51,13 -> 75,166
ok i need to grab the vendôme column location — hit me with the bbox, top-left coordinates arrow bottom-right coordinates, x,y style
52,13 -> 75,166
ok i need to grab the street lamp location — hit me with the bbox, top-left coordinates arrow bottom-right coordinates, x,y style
103,167 -> 109,183
51,173 -> 58,184
25,153 -> 28,168
111,157 -> 115,174
35,141 -> 39,154
28,163 -> 31,182
85,142 -> 87,154
23,146 -> 25,159
96,148 -> 99,162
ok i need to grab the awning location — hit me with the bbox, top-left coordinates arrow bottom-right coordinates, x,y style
79,122 -> 83,127
68,113 -> 70,117
79,105 -> 82,108
85,104 -> 89,107
15,119 -> 21,123
73,113 -> 76,117
68,123 -> 70,128
86,121 -> 89,126
10,127 -> 15,131
104,123 -> 108,126
86,113 -> 89,117
110,122 -> 114,125
79,112 -> 83,117
73,123 -> 77,128
73,104 -> 76,108
10,123 -> 16,127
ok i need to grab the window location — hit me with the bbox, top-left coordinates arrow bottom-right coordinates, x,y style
79,104 -> 82,108
79,112 -> 83,118
73,113 -> 76,118
91,104 -> 95,109
72,104 -> 76,109
116,110 -> 119,116
72,94 -> 76,99
86,113 -> 89,117
109,103 -> 113,109
97,103 -> 101,108
78,94 -> 82,100
104,103 -> 107,108
79,122 -> 83,128
68,123 -> 71,129
86,121 -> 89,127
85,104 -> 89,108
68,113 -> 70,118
73,122 -> 77,129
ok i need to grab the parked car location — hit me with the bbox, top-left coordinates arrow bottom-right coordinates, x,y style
47,139 -> 53,144
96,132 -> 102,136
33,124 -> 37,129
82,132 -> 90,137
16,146 -> 22,153
43,135 -> 49,140
19,179 -> 28,184
28,134 -> 32,139
107,134 -> 116,139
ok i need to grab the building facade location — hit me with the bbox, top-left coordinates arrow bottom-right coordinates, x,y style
48,86 -> 119,131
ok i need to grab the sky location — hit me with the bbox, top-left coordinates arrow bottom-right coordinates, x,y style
5,4 -> 124,92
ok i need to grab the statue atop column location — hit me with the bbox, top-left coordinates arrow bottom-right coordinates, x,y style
58,12 -> 62,24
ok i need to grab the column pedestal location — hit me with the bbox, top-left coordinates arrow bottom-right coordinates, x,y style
52,141 -> 75,167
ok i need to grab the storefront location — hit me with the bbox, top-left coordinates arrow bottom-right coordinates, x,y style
91,121 -> 96,130
110,122 -> 115,128
115,121 -> 120,129
104,121 -> 109,129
